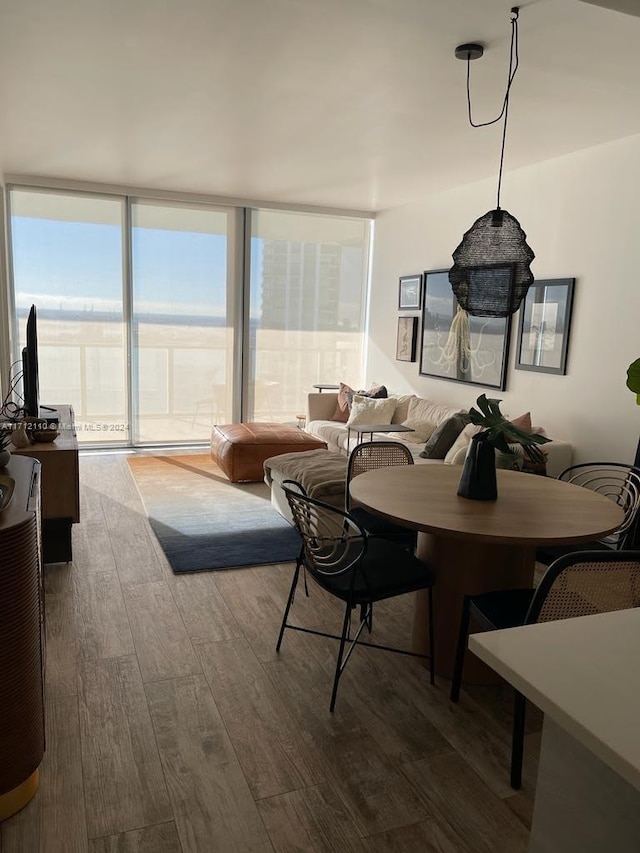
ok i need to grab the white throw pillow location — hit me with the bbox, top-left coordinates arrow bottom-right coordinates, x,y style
443,423 -> 483,464
346,395 -> 397,427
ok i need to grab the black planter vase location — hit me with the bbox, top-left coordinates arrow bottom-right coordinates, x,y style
457,434 -> 497,501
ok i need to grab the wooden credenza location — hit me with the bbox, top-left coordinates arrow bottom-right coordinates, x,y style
0,455 -> 45,820
13,405 -> 80,563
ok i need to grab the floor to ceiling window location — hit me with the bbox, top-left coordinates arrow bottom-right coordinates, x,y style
10,188 -> 129,444
247,210 -> 370,422
7,185 -> 371,446
131,201 -> 232,444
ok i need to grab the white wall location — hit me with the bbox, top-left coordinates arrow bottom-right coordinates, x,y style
367,133 -> 640,465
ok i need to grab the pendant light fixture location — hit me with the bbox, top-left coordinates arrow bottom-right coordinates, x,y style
449,7 -> 534,319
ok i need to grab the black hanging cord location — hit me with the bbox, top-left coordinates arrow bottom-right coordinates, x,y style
466,7 -> 520,209
1,360 -> 26,421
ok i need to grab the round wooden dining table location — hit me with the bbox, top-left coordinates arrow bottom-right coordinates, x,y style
349,465 -> 624,681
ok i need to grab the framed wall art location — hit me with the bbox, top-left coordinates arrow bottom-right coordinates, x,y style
515,278 -> 575,375
419,269 -> 512,391
398,274 -> 423,310
396,316 -> 419,362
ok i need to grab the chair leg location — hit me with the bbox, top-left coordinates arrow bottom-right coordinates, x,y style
360,603 -> 373,633
450,596 -> 472,702
329,601 -> 352,713
295,543 -> 309,597
510,691 -> 527,790
427,586 -> 436,686
276,561 -> 301,652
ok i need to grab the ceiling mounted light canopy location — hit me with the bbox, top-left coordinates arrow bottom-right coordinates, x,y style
449,7 -> 535,319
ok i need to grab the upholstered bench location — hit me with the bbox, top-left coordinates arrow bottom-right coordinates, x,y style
264,448 -> 348,521
211,423 -> 326,483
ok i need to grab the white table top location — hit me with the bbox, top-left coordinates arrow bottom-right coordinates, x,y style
469,608 -> 640,791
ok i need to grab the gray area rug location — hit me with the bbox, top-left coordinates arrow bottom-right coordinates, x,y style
128,454 -> 300,573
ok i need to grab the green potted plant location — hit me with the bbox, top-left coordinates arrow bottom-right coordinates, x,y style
626,358 -> 640,469
458,395 -> 550,500
627,359 -> 640,405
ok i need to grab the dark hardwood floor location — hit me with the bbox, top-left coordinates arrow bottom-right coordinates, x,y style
0,453 -> 541,852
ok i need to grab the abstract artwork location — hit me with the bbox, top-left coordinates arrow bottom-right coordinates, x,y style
419,269 -> 511,390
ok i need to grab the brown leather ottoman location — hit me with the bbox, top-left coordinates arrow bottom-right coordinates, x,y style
211,423 -> 326,483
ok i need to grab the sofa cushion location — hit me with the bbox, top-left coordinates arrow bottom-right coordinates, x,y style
331,382 -> 388,422
264,448 -> 348,505
411,397 -> 458,428
346,384 -> 387,408
331,382 -> 354,422
444,423 -> 484,464
387,427 -> 434,444
346,395 -> 396,427
390,396 -> 442,443
444,412 -> 544,465
510,411 -> 533,432
420,413 -> 468,459
390,394 -> 416,424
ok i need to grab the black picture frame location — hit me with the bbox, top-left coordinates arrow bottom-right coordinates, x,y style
398,274 -> 423,310
419,269 -> 511,391
396,316 -> 419,362
515,278 -> 575,375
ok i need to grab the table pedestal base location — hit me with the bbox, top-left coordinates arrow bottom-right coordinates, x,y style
412,532 -> 535,682
0,769 -> 40,821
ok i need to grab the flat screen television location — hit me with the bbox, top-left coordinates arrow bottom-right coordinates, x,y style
21,305 -> 39,417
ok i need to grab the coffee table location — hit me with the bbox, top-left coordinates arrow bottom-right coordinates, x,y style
349,465 -> 623,680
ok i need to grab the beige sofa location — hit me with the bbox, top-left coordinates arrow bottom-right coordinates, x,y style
265,391 -> 573,522
305,392 -> 572,477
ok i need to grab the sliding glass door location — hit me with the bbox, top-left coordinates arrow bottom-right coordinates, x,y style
131,201 -> 232,444
247,210 -> 370,422
9,189 -> 128,444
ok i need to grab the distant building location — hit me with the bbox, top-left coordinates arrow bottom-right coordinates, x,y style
261,240 -> 350,330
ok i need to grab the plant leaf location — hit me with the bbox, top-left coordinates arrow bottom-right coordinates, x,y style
627,359 -> 640,405
467,394 -> 550,452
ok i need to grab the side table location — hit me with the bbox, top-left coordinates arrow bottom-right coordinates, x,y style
13,404 -> 79,563
312,384 -> 340,393
346,423 -> 414,453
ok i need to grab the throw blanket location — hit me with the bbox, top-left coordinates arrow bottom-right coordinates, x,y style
264,449 -> 348,503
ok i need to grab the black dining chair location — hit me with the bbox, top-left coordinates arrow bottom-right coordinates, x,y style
449,550 -> 640,789
536,463 -> 640,566
345,441 -> 417,551
277,479 -> 436,711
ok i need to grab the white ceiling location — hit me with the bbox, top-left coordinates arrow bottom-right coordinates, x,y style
0,0 -> 639,213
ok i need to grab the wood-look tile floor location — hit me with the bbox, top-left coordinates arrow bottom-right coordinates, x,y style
1,453 -> 542,852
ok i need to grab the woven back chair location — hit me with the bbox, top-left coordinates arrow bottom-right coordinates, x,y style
450,550 -> 640,789
537,463 -> 640,565
278,480 -> 436,711
346,440 -> 414,497
345,441 -> 416,551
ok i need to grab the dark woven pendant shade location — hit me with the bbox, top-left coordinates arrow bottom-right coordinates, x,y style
449,208 -> 535,318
